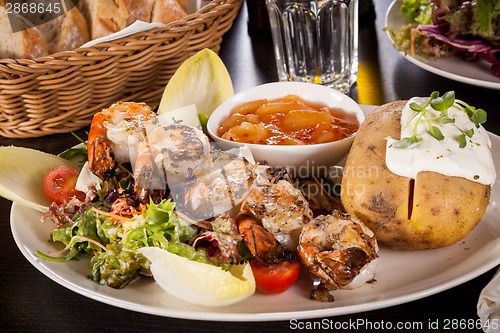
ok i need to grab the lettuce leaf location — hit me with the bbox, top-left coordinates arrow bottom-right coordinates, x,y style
401,0 -> 433,24
86,199 -> 222,288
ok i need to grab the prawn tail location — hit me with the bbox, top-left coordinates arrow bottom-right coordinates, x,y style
236,213 -> 285,266
88,136 -> 115,180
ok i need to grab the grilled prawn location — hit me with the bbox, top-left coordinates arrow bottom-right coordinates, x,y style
236,179 -> 313,265
180,150 -> 257,221
86,102 -> 214,202
297,210 -> 379,295
87,102 -> 157,180
133,123 -> 212,201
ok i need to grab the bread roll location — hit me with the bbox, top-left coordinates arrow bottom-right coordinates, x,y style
78,0 -> 124,39
0,5 -> 49,59
117,0 -> 155,26
0,0 -> 188,59
0,2 -> 89,59
151,0 -> 188,25
79,0 -> 188,40
38,7 -> 90,54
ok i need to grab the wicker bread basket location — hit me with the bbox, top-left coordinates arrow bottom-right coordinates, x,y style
0,0 -> 242,139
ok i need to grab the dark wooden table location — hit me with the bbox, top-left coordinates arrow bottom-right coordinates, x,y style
1,1 -> 499,332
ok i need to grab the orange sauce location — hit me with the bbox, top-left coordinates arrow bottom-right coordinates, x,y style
217,95 -> 359,145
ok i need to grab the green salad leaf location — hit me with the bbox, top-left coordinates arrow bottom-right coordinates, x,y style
400,0 -> 433,24
39,196 -> 226,288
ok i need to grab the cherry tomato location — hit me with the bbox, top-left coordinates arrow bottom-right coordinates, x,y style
249,259 -> 301,294
44,166 -> 85,205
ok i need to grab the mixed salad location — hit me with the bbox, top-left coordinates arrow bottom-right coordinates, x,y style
40,163 -> 235,290
389,0 -> 500,76
37,114 -> 263,289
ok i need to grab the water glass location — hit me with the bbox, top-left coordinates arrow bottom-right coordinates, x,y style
265,0 -> 358,93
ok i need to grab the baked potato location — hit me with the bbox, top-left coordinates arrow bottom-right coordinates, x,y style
341,101 -> 491,250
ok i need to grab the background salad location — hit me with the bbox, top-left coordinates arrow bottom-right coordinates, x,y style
389,0 -> 500,76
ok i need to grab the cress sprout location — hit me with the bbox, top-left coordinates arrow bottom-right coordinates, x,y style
394,91 -> 487,149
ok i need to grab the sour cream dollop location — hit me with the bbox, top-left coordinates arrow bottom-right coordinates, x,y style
386,97 -> 496,185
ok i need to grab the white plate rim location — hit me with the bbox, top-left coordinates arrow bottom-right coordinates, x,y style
384,0 -> 500,90
8,108 -> 500,322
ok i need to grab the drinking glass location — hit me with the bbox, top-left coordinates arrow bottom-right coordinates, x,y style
265,0 -> 358,93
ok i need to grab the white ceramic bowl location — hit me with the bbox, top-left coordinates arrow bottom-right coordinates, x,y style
207,82 -> 365,176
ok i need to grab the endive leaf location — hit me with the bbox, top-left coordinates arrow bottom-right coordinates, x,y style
158,48 -> 234,116
138,247 -> 255,307
0,146 -> 78,212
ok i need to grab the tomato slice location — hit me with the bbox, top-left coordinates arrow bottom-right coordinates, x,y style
44,166 -> 85,205
249,259 -> 301,294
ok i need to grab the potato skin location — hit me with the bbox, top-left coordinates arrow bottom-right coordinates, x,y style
341,101 -> 491,250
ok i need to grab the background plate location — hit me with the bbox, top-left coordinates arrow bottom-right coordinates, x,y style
385,0 -> 500,90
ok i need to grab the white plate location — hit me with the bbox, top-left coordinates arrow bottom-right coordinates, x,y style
385,0 -> 500,90
9,133 -> 500,322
